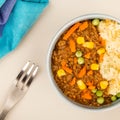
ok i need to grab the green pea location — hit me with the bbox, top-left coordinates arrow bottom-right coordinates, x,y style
75,51 -> 82,57
116,92 -> 120,98
92,89 -> 97,93
111,96 -> 117,101
96,90 -> 103,97
92,19 -> 100,26
97,97 -> 104,104
78,57 -> 84,65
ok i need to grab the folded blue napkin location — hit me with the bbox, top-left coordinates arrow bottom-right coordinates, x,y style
0,0 -> 49,58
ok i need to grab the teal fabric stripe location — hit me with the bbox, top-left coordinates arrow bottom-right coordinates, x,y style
0,0 -> 49,58
0,0 -> 6,7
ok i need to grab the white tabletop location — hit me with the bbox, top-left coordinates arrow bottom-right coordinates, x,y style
0,0 -> 120,120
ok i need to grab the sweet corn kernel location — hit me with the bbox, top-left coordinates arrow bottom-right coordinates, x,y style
77,37 -> 85,44
57,69 -> 66,77
77,80 -> 86,90
83,42 -> 94,49
91,63 -> 99,70
100,80 -> 108,89
97,48 -> 105,55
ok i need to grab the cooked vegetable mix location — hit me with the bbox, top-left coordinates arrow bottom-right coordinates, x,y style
51,18 -> 120,108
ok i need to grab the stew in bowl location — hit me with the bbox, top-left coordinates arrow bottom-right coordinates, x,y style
47,14 -> 120,110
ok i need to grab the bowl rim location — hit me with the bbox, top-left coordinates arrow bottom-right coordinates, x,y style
46,13 -> 120,111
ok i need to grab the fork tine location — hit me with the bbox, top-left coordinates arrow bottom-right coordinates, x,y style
22,63 -> 35,83
26,66 -> 39,87
16,61 -> 30,81
21,65 -> 39,90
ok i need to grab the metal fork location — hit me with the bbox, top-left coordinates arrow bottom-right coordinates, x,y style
0,61 -> 39,120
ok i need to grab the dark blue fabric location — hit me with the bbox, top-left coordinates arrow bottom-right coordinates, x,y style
0,25 -> 4,35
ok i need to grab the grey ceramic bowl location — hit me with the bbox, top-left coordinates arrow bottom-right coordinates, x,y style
47,13 -> 120,111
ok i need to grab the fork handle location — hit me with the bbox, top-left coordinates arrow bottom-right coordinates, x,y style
0,109 -> 9,120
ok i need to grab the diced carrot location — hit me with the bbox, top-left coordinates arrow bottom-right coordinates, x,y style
88,86 -> 95,90
86,81 -> 95,90
62,66 -> 72,74
73,57 -> 78,64
69,77 -> 76,86
82,93 -> 92,100
64,67 -> 72,74
61,60 -> 72,74
78,66 -> 86,78
99,37 -> 106,46
87,70 -> 93,76
86,81 -> 93,86
99,54 -> 104,62
69,39 -> 76,52
63,22 -> 81,40
73,57 -> 77,70
61,60 -> 66,66
81,89 -> 92,100
84,52 -> 91,59
101,39 -> 106,46
79,21 -> 88,31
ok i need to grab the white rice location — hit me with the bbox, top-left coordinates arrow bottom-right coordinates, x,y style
98,19 -> 120,95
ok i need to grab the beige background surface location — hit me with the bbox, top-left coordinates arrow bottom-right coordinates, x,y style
0,0 -> 120,120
